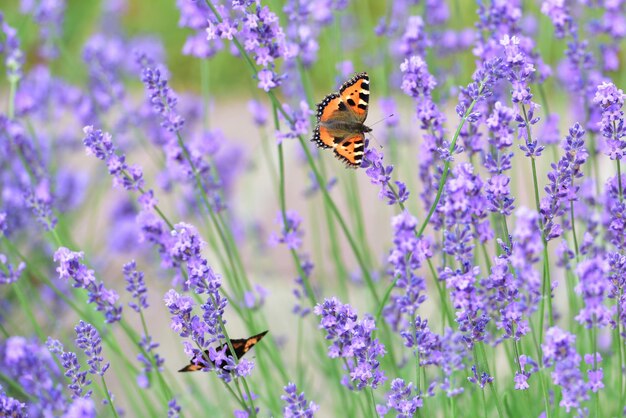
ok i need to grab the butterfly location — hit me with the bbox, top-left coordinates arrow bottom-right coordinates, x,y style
312,72 -> 371,168
178,330 -> 268,372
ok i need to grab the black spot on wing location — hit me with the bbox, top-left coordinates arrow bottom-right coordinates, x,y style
338,101 -> 347,111
347,98 -> 356,107
359,92 -> 369,102
339,72 -> 369,95
357,103 -> 367,110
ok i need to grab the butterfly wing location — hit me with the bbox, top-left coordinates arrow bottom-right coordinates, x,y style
178,331 -> 268,373
313,93 -> 345,149
228,330 -> 268,360
334,133 -> 365,168
178,349 -> 211,372
339,72 -> 369,123
312,72 -> 370,168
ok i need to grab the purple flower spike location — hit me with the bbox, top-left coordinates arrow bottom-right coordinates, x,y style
0,385 -> 26,416
542,327 -> 590,415
141,67 -> 185,133
574,257 -> 611,328
380,378 -> 423,417
54,247 -> 122,323
282,383 -> 319,418
384,211 -> 429,332
0,254 -> 25,285
64,398 -> 96,418
0,16 -> 24,82
362,146 -> 409,205
168,398 -> 182,418
468,364 -> 494,389
514,355 -> 538,390
269,210 -> 304,250
83,126 -> 144,191
314,297 -> 387,390
593,82 -> 626,160
124,261 -> 148,312
47,337 -> 93,399
75,321 -> 110,376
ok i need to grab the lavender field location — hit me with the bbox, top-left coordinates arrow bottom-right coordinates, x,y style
1,0 -> 626,417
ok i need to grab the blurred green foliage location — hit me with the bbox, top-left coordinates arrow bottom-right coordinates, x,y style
1,0 -> 624,97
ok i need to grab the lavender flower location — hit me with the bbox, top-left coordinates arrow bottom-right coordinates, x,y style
380,378 -> 423,417
584,353 -> 604,393
1,337 -> 66,415
164,277 -> 235,382
542,327 -> 590,415
281,382 -> 319,417
54,247 -> 122,323
47,338 -> 92,399
122,261 -> 164,388
276,101 -> 312,144
176,1 -> 219,58
283,0 -> 347,70
64,397 -> 96,418
168,398 -> 181,418
541,0 -> 571,38
362,146 -> 409,205
124,260 -> 148,312
0,254 -> 25,285
593,82 -> 625,160
20,0 -> 66,59
83,126 -> 144,192
383,211 -> 429,332
248,99 -> 268,126
314,297 -> 387,390
269,210 -> 304,250
514,355 -> 538,390
0,385 -> 26,416
468,364 -> 494,389
575,257 -> 611,328
0,15 -> 24,82
82,35 -> 126,112
75,321 -> 110,376
140,66 -> 185,133
205,2 -> 293,92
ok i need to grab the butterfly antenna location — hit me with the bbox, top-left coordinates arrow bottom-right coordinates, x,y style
369,114 -> 395,127
367,114 -> 394,149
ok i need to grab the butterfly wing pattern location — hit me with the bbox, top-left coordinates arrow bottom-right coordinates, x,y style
312,72 -> 372,168
178,330 -> 268,373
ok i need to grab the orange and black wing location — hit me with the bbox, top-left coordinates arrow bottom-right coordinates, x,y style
178,330 -> 268,373
178,349 -> 210,372
313,93 -> 345,149
334,133 -> 365,168
339,72 -> 369,124
228,330 -> 268,360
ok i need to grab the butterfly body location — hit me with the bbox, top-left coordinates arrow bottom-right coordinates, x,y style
178,330 -> 268,373
312,72 -> 371,168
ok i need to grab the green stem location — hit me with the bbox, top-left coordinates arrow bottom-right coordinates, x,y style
417,78 -> 488,237
618,159 -> 623,202
617,290 -> 624,414
101,376 -> 121,418
570,199 -> 580,260
367,387 -> 380,418
427,258 -> 455,328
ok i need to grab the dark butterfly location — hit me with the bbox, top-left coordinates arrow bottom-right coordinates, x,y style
178,331 -> 268,372
312,72 -> 371,168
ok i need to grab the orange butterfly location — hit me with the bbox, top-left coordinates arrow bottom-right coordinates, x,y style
312,72 -> 371,168
178,331 -> 268,372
